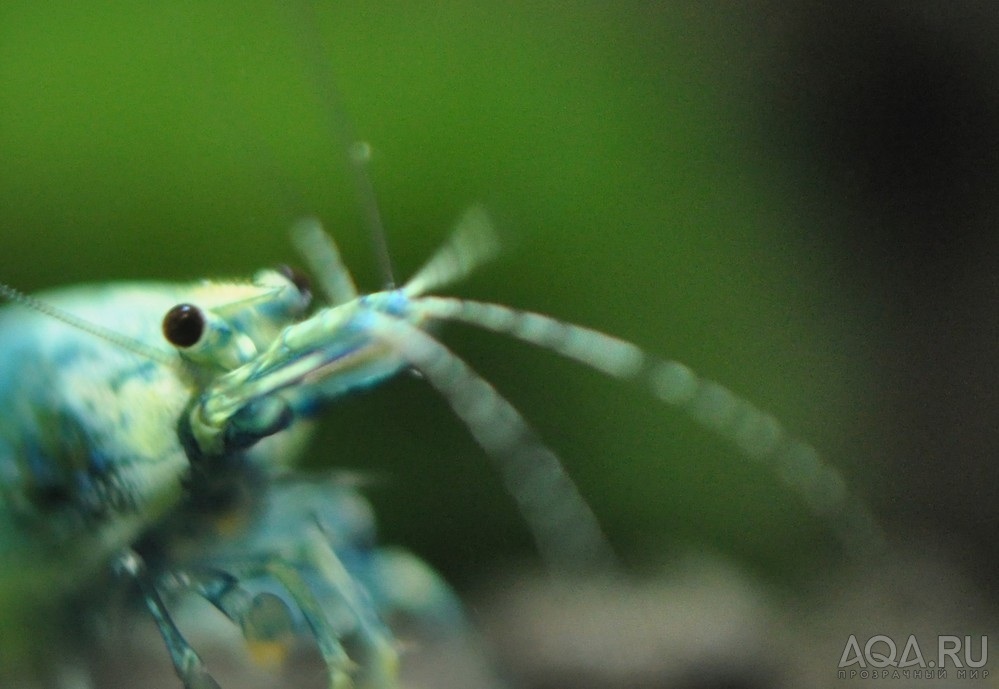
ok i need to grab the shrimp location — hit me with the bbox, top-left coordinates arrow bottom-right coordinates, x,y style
0,204 -> 881,688
0,5 -> 883,689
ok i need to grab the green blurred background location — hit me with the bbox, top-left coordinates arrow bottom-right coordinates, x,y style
0,1 -> 898,591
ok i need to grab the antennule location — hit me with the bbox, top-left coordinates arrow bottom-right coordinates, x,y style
404,205 -> 501,297
290,216 -> 359,306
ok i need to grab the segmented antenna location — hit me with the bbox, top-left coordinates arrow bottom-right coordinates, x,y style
367,310 -> 619,573
0,283 -> 177,367
291,216 -> 359,306
410,294 -> 885,552
404,204 -> 501,297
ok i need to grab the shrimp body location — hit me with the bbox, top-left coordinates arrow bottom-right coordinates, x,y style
0,275 -> 451,688
0,284 -> 215,599
0,281 -> 294,558
0,209 -> 879,689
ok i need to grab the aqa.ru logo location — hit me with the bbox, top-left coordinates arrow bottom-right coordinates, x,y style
838,635 -> 988,681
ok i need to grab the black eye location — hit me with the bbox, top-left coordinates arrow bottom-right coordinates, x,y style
276,264 -> 312,298
162,303 -> 205,348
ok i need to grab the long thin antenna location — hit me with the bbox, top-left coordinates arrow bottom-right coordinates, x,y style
286,2 -> 397,289
0,283 -> 177,366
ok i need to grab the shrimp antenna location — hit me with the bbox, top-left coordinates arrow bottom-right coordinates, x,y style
411,295 -> 885,553
367,310 -> 618,573
286,2 -> 396,289
404,204 -> 501,297
291,215 -> 359,306
0,283 -> 176,367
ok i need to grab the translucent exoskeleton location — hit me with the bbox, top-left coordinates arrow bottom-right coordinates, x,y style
0,204 -> 882,689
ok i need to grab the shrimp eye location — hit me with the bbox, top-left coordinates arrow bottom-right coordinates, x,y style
276,264 -> 312,298
162,303 -> 205,348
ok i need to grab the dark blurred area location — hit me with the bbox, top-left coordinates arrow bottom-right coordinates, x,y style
754,0 -> 999,590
